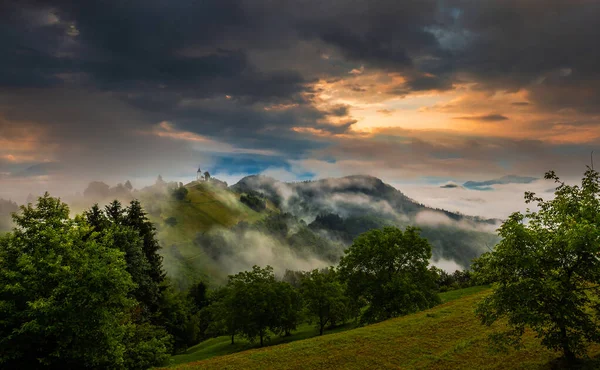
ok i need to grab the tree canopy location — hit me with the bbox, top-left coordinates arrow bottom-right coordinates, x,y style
301,268 -> 348,335
0,194 -> 136,368
339,226 -> 440,323
475,168 -> 600,362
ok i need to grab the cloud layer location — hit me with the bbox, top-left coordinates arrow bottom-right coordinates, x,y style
1,0 -> 599,210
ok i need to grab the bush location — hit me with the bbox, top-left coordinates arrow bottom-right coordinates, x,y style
165,216 -> 178,226
172,186 -> 188,201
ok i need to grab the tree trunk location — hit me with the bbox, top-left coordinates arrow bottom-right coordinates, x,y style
560,324 -> 575,362
231,334 -> 235,345
260,333 -> 264,347
319,323 -> 324,336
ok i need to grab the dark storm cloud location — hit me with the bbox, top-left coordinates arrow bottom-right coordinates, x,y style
2,0 -> 600,185
446,0 -> 600,112
4,0 -> 600,111
1,0 -> 308,99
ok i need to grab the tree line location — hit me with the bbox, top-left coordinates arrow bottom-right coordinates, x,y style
0,195 -> 448,368
3,168 -> 600,368
0,195 -> 204,369
177,226 -> 443,347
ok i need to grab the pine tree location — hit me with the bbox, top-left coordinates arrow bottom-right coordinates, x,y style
105,200 -> 124,224
84,203 -> 108,231
124,200 -> 166,293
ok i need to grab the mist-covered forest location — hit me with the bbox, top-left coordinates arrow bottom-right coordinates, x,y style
3,170 -> 600,369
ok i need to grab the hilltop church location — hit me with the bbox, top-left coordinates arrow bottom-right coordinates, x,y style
196,167 -> 206,182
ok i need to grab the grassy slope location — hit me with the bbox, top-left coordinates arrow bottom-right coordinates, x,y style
138,182 -> 268,284
165,286 -> 489,368
168,287 -> 600,370
166,323 -> 356,367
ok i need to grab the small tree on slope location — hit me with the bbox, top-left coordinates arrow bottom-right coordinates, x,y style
475,168 -> 600,362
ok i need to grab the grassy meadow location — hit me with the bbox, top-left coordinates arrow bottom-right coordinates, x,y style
164,287 -> 600,370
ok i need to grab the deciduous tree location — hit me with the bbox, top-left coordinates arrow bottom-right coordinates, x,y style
301,268 -> 348,335
476,168 -> 600,362
0,194 -> 135,368
339,226 -> 440,323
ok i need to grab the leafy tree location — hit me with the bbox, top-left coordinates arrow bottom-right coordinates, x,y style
207,286 -> 240,344
272,282 -> 303,337
339,226 -> 440,323
282,269 -> 308,289
172,186 -> 188,201
301,268 -> 349,335
165,216 -> 178,226
476,169 -> 600,362
157,285 -> 201,353
223,266 -> 292,346
0,194 -> 135,368
125,180 -> 133,191
122,323 -> 172,370
204,171 -> 211,180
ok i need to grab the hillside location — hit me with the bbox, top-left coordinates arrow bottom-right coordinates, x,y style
42,174 -> 501,286
167,288 -> 600,370
137,181 -> 270,287
69,179 -> 272,288
231,175 -> 500,268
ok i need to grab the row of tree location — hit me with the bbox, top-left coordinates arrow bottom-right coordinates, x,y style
0,195 -> 445,368
191,226 -> 442,346
0,195 -> 205,369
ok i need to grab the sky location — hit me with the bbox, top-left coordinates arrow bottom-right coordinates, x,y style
1,0 -> 599,215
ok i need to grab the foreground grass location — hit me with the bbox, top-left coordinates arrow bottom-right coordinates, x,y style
439,285 -> 491,303
166,323 -> 356,367
166,288 -> 600,369
166,286 -> 491,368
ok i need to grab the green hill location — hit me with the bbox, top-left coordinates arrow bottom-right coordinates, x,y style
165,287 -> 600,369
136,181 -> 270,287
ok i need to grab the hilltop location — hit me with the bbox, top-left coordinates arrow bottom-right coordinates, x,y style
167,287 -> 600,370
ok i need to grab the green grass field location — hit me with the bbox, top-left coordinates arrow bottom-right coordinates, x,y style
164,287 -> 600,369
165,287 -> 486,368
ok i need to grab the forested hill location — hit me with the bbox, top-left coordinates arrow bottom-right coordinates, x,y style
232,174 -> 498,225
12,174 -> 500,288
230,174 -> 499,269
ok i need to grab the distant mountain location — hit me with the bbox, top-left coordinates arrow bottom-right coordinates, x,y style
463,175 -> 538,190
231,175 -> 500,268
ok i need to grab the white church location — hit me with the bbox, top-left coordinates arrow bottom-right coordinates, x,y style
196,167 -> 208,182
